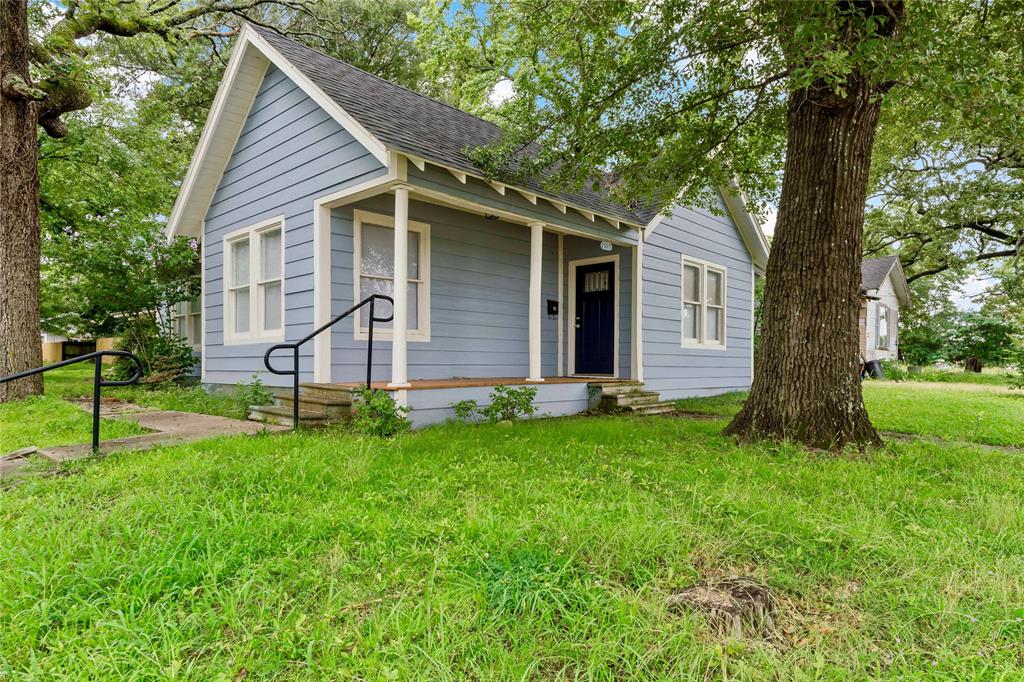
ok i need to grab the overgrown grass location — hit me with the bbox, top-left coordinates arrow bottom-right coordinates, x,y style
3,416 -> 1023,679
678,383 -> 1024,448
0,395 -> 146,453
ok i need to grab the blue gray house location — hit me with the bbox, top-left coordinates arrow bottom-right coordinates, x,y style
166,25 -> 769,427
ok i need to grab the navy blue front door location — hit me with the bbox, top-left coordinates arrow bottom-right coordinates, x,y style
574,261 -> 615,375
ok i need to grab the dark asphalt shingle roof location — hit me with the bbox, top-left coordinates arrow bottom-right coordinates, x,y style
251,25 -> 646,225
861,256 -> 899,292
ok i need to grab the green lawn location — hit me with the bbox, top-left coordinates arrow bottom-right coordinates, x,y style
678,382 -> 1024,448
0,365 -> 245,454
2,377 -> 1024,678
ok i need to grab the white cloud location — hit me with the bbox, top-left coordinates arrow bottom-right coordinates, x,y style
488,78 -> 515,106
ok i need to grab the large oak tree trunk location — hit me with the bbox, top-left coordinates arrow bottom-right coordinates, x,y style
724,75 -> 885,449
0,0 -> 44,400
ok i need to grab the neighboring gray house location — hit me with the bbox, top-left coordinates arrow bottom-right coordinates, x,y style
859,256 -> 910,362
166,25 -> 769,426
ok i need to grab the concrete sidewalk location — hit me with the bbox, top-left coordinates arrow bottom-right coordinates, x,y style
2,408 -> 285,484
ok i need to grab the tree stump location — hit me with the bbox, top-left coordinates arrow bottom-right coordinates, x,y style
667,576 -> 777,639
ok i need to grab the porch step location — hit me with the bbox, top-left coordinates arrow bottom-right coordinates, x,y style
590,380 -> 676,416
277,393 -> 353,420
247,404 -> 330,427
297,383 -> 358,403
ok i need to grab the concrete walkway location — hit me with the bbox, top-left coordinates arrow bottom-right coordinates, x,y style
2,408 -> 285,484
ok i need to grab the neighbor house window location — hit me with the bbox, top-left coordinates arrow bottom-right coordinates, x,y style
352,209 -> 430,341
172,295 -> 202,350
681,256 -> 727,348
877,304 -> 890,350
223,216 -> 284,344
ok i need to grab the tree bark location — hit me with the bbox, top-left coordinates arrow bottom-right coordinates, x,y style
0,0 -> 44,400
724,75 -> 886,449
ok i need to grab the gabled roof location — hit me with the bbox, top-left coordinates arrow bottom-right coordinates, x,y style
861,256 -> 910,304
167,23 -> 769,263
249,25 -> 641,225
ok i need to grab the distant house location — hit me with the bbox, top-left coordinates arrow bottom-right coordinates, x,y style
165,25 -> 769,426
859,256 -> 910,363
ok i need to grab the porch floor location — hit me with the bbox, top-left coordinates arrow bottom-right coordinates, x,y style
331,376 -> 627,391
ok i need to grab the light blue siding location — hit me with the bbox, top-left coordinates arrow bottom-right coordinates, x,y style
405,383 -> 589,428
328,194 -> 561,382
202,65 -> 386,387
642,198 -> 755,399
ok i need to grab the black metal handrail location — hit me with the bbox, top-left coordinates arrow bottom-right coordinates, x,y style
264,294 -> 393,428
0,350 -> 144,453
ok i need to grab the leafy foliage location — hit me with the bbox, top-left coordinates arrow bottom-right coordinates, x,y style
234,375 -> 275,417
351,389 -> 410,437
450,385 -> 539,423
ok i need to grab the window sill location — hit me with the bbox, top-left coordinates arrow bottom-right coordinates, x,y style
681,341 -> 729,351
223,332 -> 286,346
353,329 -> 431,343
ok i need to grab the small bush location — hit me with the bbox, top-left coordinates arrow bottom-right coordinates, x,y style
480,385 -> 538,423
452,399 -> 480,422
351,389 -> 410,437
878,359 -> 908,381
234,375 -> 275,417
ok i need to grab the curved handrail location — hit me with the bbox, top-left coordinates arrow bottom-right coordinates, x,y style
263,294 -> 394,428
0,350 -> 145,452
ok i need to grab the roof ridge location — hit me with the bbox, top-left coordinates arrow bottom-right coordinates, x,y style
249,24 -> 506,137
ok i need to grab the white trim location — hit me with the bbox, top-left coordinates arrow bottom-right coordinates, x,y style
680,254 -> 728,351
631,233 -> 644,382
351,208 -> 431,343
312,165 -> 402,383
575,208 -> 596,222
488,181 -> 507,196
446,167 -> 468,184
527,221 -> 545,382
200,229 -> 207,383
557,234 -> 564,376
246,28 -> 388,167
548,199 -> 568,214
602,216 -> 621,230
166,34 -> 267,239
167,25 -> 392,239
515,188 -> 538,205
407,155 -> 426,172
750,261 -> 756,382
406,183 -> 635,246
567,254 -> 621,378
222,215 -> 286,345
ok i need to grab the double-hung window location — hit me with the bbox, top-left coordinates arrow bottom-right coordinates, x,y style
224,216 -> 284,344
876,304 -> 890,350
172,295 -> 202,350
352,209 -> 430,341
681,256 -> 727,348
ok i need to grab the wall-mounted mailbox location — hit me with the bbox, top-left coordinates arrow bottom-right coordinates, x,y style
547,299 -> 559,316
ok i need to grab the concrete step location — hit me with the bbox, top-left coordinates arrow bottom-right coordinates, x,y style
627,402 -> 677,416
247,404 -> 329,427
297,383 -> 357,402
590,381 -> 643,396
277,394 -> 352,420
605,391 -> 662,408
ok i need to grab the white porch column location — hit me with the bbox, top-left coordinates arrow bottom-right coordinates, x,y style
631,231 -> 645,382
528,221 -> 545,382
388,183 -> 412,387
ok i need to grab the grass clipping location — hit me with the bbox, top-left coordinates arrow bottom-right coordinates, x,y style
667,576 -> 777,640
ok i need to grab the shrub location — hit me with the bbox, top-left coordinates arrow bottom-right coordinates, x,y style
351,389 -> 410,437
452,399 -> 480,422
479,385 -> 538,423
234,375 -> 275,417
108,323 -> 196,384
878,359 -> 908,381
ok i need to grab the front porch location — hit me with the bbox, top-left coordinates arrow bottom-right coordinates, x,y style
311,159 -> 648,392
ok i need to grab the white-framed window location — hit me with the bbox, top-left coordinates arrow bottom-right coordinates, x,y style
172,295 -> 202,350
352,209 -> 431,341
681,255 -> 727,349
223,216 -> 285,344
877,304 -> 890,350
